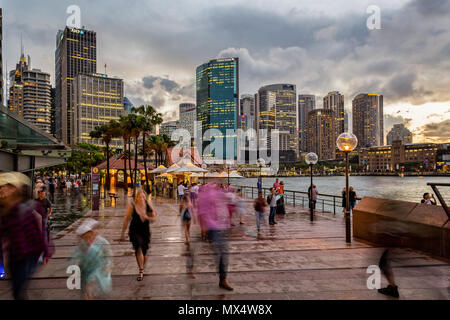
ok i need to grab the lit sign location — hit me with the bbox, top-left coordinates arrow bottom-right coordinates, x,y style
70,28 -> 85,34
92,73 -> 107,78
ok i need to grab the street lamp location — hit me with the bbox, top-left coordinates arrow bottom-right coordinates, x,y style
336,132 -> 358,243
257,158 -> 265,190
305,152 -> 318,221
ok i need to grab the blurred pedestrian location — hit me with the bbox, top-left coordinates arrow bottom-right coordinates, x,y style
0,172 -> 50,300
179,194 -> 193,244
178,182 -> 185,202
72,218 -> 113,299
197,183 -> 233,290
254,192 -> 267,234
276,181 -> 285,214
257,178 -> 262,193
235,189 -> 246,225
34,187 -> 53,245
120,188 -> 157,281
378,249 -> 399,298
267,187 -> 277,225
308,184 -> 319,215
349,186 -> 357,212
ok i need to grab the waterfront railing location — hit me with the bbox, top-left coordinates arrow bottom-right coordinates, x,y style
234,185 -> 361,215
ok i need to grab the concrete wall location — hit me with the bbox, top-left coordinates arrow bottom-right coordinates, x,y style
353,197 -> 450,259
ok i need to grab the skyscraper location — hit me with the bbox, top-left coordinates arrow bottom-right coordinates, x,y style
239,94 -> 256,132
323,91 -> 344,137
55,26 -> 97,144
352,93 -> 384,147
298,94 -> 315,152
8,53 -> 29,115
22,69 -> 52,133
387,123 -> 413,145
307,109 -> 336,160
8,52 -> 51,133
72,73 -> 124,146
196,57 -> 239,161
179,102 -> 196,139
258,84 -> 297,163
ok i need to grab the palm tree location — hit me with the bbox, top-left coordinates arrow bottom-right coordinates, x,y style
89,120 -> 121,191
119,115 -> 132,190
133,105 -> 160,193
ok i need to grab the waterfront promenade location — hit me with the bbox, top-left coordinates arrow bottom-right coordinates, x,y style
0,195 -> 448,300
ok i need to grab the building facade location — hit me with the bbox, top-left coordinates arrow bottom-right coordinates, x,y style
160,120 -> 179,137
55,26 -> 97,145
359,141 -> 442,172
323,91 -> 344,137
8,53 -> 29,115
258,84 -> 297,163
352,93 -> 384,147
239,94 -> 256,132
21,69 -> 52,133
179,102 -> 196,139
298,94 -> 315,152
196,58 -> 239,161
72,73 -> 124,146
307,109 -> 336,160
387,123 -> 413,145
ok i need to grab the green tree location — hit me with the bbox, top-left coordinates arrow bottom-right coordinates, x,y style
89,120 -> 121,191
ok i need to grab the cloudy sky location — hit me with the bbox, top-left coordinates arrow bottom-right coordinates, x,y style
1,0 -> 449,142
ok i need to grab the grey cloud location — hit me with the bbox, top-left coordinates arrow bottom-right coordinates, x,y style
410,0 -> 450,16
418,119 -> 450,142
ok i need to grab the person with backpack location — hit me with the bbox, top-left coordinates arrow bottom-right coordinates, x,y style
0,172 -> 50,300
267,188 -> 278,225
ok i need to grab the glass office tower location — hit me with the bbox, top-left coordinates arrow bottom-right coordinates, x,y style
196,58 -> 239,161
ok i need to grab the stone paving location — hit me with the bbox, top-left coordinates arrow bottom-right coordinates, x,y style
0,194 -> 449,300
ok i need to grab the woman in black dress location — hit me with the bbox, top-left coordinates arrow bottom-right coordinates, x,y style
120,188 -> 157,281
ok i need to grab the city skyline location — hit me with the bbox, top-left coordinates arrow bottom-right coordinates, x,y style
0,0 -> 449,143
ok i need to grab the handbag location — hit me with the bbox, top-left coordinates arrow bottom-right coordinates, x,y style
183,208 -> 191,220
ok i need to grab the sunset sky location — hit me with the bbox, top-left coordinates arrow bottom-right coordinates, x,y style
1,0 -> 449,143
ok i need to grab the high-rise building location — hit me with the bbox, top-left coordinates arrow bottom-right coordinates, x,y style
258,84 -> 297,163
50,87 -> 56,136
8,53 -> 29,115
239,94 -> 256,131
179,103 -> 196,139
298,94 -> 315,151
55,26 -> 97,144
0,8 -> 3,106
72,73 -> 124,146
160,120 -> 179,137
387,123 -> 413,145
22,69 -> 52,133
323,91 -> 344,137
352,93 -> 384,147
8,52 -> 51,133
196,58 -> 239,161
307,109 -> 336,160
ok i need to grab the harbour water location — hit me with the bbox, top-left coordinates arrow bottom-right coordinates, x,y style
231,176 -> 450,203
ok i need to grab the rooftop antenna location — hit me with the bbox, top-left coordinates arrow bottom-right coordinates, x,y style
104,63 -> 107,75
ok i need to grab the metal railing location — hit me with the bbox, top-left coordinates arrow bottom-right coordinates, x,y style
427,182 -> 450,219
233,185 -> 361,215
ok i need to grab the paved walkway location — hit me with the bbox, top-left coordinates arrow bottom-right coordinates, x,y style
1,194 -> 449,300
